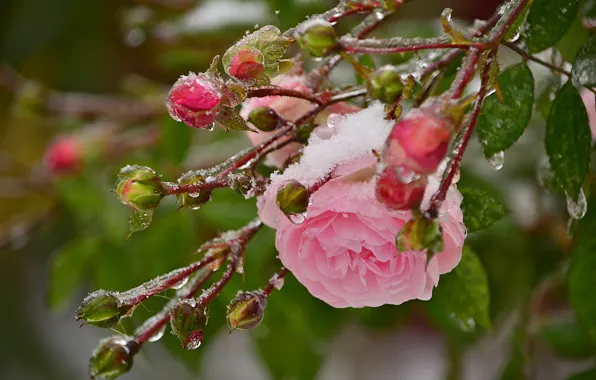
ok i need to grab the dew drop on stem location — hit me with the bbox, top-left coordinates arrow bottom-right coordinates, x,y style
289,212 -> 307,225
172,276 -> 189,290
147,323 -> 167,343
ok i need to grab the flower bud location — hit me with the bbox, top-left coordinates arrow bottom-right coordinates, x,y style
384,114 -> 451,174
295,19 -> 339,57
248,106 -> 283,132
176,170 -> 212,210
89,336 -> 139,380
169,299 -> 208,350
375,165 -> 427,211
367,66 -> 404,104
226,291 -> 268,331
115,165 -> 165,211
396,214 -> 444,253
227,47 -> 265,83
276,181 -> 310,217
44,136 -> 82,176
166,72 -> 223,129
76,290 -> 132,328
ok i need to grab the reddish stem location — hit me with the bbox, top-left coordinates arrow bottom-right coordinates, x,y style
427,51 -> 494,215
263,267 -> 289,296
247,86 -> 323,105
449,49 -> 482,99
164,180 -> 228,196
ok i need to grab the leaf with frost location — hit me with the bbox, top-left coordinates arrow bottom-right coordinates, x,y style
128,210 -> 154,238
460,188 -> 506,233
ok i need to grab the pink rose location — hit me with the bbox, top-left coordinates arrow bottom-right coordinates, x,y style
241,74 -> 360,167
582,90 -> 596,138
258,104 -> 466,307
166,73 -> 223,129
44,136 -> 82,176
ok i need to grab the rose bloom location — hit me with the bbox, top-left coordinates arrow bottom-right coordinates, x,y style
241,74 -> 360,167
258,104 -> 466,307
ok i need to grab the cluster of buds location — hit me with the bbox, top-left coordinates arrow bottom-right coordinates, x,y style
376,101 -> 456,211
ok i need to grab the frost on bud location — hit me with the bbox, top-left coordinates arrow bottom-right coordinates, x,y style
367,66 -> 404,104
248,106 -> 283,132
89,336 -> 139,380
169,299 -> 208,350
375,165 -> 427,211
227,46 -> 265,84
76,290 -> 132,328
295,19 -> 339,57
115,165 -> 165,211
384,114 -> 451,174
396,214 -> 444,255
44,136 -> 82,176
276,181 -> 310,217
166,72 -> 224,129
227,291 -> 268,331
176,170 -> 212,210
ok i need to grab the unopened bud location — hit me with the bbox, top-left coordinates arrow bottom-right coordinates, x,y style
89,336 -> 139,380
248,106 -> 283,131
276,181 -> 310,217
375,165 -> 427,211
76,290 -> 132,328
384,114 -> 451,174
396,214 -> 444,253
295,19 -> 339,57
176,170 -> 212,210
115,165 -> 165,211
227,46 -> 265,83
169,299 -> 208,350
367,66 -> 404,104
166,72 -> 224,129
44,136 -> 82,176
227,291 -> 268,331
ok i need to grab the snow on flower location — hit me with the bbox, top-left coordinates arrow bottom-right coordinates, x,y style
257,103 -> 466,307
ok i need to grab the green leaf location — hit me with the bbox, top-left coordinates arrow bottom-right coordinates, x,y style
128,210 -> 154,238
567,368 -> 596,380
48,236 -> 98,310
525,0 -> 580,53
460,188 -> 506,233
541,321 -> 594,359
216,106 -> 254,131
477,63 -> 534,158
557,17 -> 589,62
572,34 -> 596,87
433,245 -> 491,330
545,81 -> 591,199
159,116 -> 192,165
569,198 -> 596,343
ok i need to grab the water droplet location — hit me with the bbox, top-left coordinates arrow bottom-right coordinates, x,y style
374,11 -> 385,21
183,330 -> 203,350
272,275 -> 285,290
275,9 -> 280,15
254,24 -> 259,29
506,28 -> 521,43
172,277 -> 189,290
147,324 -> 166,342
289,212 -> 307,225
566,188 -> 587,220
488,151 -> 504,170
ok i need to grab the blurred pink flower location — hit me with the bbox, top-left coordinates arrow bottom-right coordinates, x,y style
582,90 -> 596,138
241,74 -> 360,167
257,104 -> 466,307
44,136 -> 82,176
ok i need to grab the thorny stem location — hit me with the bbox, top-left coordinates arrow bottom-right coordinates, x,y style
247,86 -> 324,106
164,179 -> 228,196
449,49 -> 482,100
263,267 -> 290,296
427,50 -> 495,216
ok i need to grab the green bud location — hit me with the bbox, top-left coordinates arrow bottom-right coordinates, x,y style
367,66 -> 404,104
89,336 -> 139,380
248,106 -> 282,132
227,291 -> 268,331
115,165 -> 165,211
276,181 -> 310,217
170,299 -> 208,350
295,19 -> 339,57
176,170 -> 212,210
76,290 -> 132,328
396,214 -> 444,254
296,123 -> 315,144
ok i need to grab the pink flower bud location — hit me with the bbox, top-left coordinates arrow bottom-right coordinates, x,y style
384,114 -> 451,174
228,47 -> 265,83
44,136 -> 82,176
166,73 -> 223,129
375,165 -> 427,211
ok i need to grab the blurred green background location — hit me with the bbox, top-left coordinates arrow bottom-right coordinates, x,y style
2,1 -> 592,380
